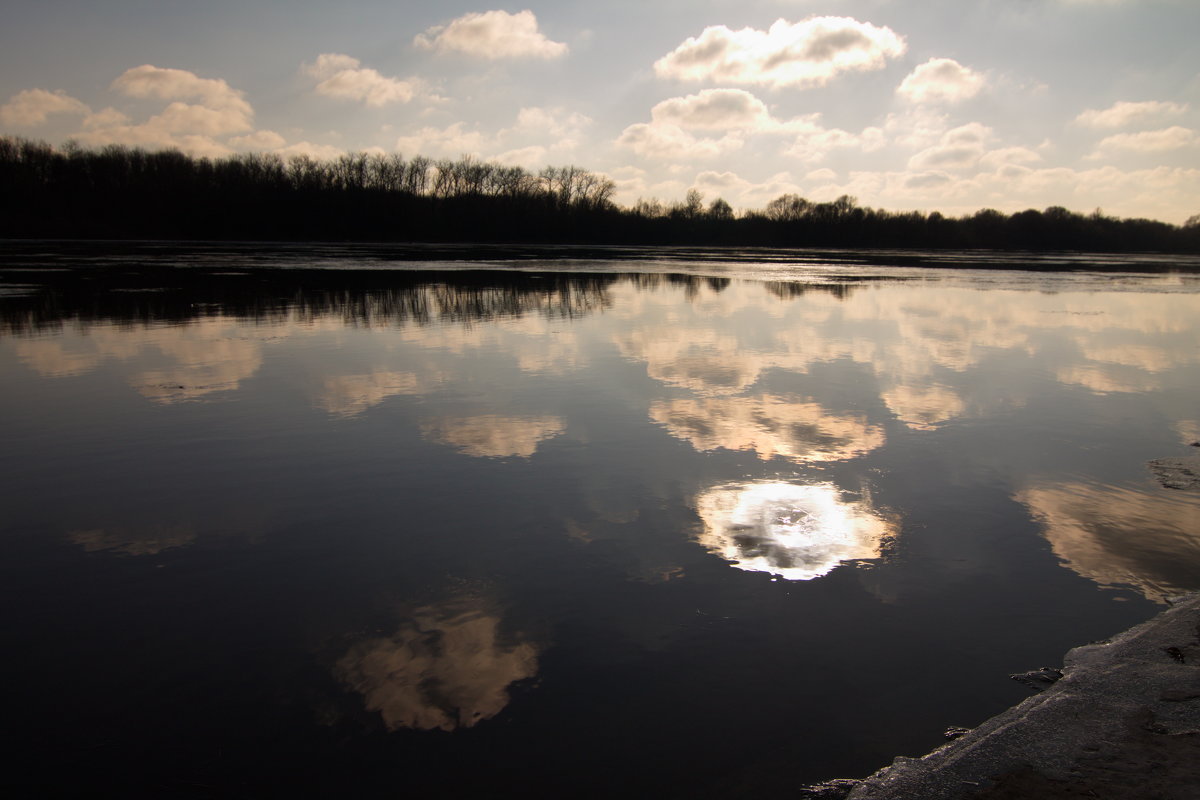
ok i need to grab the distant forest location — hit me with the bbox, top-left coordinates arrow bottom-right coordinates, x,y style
3,136 -> 1198,252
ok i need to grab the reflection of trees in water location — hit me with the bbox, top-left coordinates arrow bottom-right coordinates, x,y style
0,267 -> 737,334
334,600 -> 539,732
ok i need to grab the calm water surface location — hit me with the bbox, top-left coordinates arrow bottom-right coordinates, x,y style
3,243 -> 1200,797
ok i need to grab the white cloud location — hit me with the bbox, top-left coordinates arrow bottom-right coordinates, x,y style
654,16 -> 906,89
0,88 -> 90,126
111,65 -> 251,117
228,130 -> 288,150
979,146 -> 1043,169
302,53 -> 424,107
302,53 -> 362,79
1090,126 -> 1198,156
414,10 -> 568,60
615,122 -> 744,160
896,58 -> 985,104
1075,100 -> 1188,129
494,145 -> 548,166
150,101 -> 252,136
275,141 -> 344,160
650,89 -> 771,131
908,122 -> 991,170
82,107 -> 131,129
68,65 -> 256,157
882,108 -> 951,149
785,125 -> 885,163
507,106 -> 592,150
392,107 -> 592,161
395,122 -> 491,158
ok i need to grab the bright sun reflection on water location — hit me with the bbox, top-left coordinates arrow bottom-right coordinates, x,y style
695,482 -> 891,581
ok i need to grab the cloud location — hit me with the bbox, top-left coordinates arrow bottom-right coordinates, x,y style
275,140 -> 344,160
149,101 -> 252,136
896,58 -> 985,104
882,108 -> 951,148
1089,126 -> 1198,156
70,64 -> 258,156
650,89 -> 772,131
392,106 -> 592,161
111,65 -> 251,117
507,106 -> 592,151
785,124 -> 885,163
228,130 -> 288,150
654,16 -> 906,89
908,122 -> 991,170
0,88 -> 90,126
616,122 -> 744,160
1075,100 -> 1188,129
978,146 -> 1043,169
414,10 -> 568,60
395,122 -> 491,158
302,53 -> 423,107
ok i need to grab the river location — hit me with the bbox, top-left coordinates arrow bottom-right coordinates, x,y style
2,241 -> 1199,797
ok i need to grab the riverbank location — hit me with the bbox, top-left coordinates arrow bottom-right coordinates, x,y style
805,593 -> 1200,799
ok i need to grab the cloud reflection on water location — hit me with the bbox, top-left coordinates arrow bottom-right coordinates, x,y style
1016,480 -> 1200,602
69,524 -> 197,556
421,414 -> 566,458
334,601 -> 539,732
651,394 -> 884,463
695,481 -> 892,580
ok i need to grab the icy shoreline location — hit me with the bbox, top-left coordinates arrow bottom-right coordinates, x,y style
805,594 -> 1200,799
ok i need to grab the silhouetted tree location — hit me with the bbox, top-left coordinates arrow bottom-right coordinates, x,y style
0,136 -> 1195,252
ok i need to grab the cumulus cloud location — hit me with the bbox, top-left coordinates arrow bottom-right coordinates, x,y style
228,130 -> 288,150
654,16 -> 905,89
908,122 -> 991,170
112,65 -> 251,117
414,10 -> 567,60
650,89 -> 771,131
302,53 -> 424,106
882,108 -> 951,149
1075,100 -> 1188,129
896,58 -> 985,104
68,64 -> 260,156
393,107 -> 591,161
509,106 -> 592,149
786,125 -> 885,163
616,122 -> 744,160
150,101 -> 252,136
979,146 -> 1043,169
395,122 -> 492,158
1089,126 -> 1198,156
275,140 -> 345,160
0,88 -> 90,126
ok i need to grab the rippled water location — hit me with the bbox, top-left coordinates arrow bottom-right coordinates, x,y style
3,243 -> 1199,796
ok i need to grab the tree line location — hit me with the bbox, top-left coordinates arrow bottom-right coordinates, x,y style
2,136 -> 1197,252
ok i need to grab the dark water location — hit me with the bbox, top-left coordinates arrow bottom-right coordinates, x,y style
2,242 -> 1199,797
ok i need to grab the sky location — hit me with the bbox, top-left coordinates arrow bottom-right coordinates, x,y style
2,0 -> 1198,222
